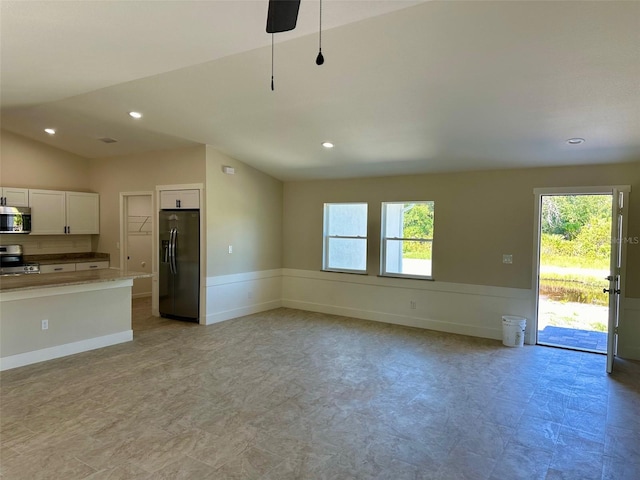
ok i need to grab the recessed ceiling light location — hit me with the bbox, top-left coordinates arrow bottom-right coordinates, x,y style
566,138 -> 585,145
322,142 -> 334,148
44,128 -> 56,135
128,111 -> 143,119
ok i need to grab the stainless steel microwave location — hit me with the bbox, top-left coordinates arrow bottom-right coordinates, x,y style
0,206 -> 31,234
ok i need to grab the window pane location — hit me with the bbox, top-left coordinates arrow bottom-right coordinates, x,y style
326,203 -> 367,237
385,240 -> 432,276
327,238 -> 367,271
403,202 -> 434,239
384,202 -> 434,239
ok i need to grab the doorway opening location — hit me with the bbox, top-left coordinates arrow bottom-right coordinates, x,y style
536,193 -> 612,353
120,192 -> 154,330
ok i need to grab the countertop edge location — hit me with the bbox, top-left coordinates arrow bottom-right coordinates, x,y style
0,268 -> 153,296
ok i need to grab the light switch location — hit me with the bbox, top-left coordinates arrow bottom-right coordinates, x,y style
228,245 -> 233,254
503,254 -> 513,264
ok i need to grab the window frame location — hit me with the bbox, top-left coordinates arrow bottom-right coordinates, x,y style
322,202 -> 368,274
380,201 -> 434,280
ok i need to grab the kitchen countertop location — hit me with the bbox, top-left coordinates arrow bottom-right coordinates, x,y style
24,252 -> 110,265
0,268 -> 152,294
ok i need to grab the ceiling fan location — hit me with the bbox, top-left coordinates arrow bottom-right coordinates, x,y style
266,0 -> 324,90
266,0 -> 301,34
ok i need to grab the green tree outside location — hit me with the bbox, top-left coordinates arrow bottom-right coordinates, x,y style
402,203 -> 434,259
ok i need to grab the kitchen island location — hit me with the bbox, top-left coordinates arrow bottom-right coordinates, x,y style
0,269 -> 152,371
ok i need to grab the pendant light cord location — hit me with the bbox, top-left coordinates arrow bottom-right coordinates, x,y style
316,0 -> 325,65
319,0 -> 322,51
271,33 -> 274,91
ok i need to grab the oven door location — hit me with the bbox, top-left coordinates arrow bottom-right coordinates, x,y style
0,206 -> 31,233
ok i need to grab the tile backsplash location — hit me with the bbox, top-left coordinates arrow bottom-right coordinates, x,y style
0,234 -> 92,255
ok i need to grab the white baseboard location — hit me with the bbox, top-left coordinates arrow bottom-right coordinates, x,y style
205,270 -> 283,325
282,269 -> 533,342
205,300 -> 282,325
0,330 -> 133,371
282,299 -> 502,339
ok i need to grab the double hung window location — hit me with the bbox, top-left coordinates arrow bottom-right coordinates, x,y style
323,203 -> 368,273
381,201 -> 434,279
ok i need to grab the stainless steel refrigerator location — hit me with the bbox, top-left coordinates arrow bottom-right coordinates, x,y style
159,209 -> 200,321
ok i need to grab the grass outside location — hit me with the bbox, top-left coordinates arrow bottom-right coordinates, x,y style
538,297 -> 608,332
539,254 -> 610,333
541,254 -> 608,270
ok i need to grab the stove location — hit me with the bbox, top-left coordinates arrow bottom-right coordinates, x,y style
0,245 -> 40,275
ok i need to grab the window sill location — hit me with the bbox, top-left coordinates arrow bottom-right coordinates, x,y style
378,274 -> 435,281
321,269 -> 368,276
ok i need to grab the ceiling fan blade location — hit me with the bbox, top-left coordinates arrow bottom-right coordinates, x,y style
266,0 -> 301,33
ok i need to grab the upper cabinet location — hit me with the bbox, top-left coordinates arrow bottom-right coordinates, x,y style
29,190 -> 66,234
30,190 -> 99,235
0,187 -> 29,207
66,192 -> 100,234
160,189 -> 199,209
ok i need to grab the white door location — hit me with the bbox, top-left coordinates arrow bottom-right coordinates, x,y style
606,189 -> 624,374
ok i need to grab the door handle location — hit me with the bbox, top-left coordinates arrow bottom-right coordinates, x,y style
603,288 -> 621,295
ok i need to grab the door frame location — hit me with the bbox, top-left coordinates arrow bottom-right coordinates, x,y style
530,186 -> 631,354
119,191 -> 155,300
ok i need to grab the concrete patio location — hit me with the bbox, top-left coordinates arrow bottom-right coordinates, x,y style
538,325 -> 607,353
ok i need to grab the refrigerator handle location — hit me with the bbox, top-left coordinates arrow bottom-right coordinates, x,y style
170,228 -> 178,274
168,228 -> 174,274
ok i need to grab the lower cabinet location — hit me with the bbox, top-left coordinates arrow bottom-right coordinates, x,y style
40,261 -> 109,274
40,264 -> 76,274
76,261 -> 109,271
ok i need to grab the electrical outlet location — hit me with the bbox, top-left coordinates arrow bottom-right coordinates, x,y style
410,300 -> 416,310
41,319 -> 48,330
503,254 -> 513,264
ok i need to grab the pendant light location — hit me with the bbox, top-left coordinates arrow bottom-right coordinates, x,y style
266,0 -> 301,91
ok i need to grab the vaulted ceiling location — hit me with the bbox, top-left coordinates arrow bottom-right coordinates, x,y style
2,1 -> 639,180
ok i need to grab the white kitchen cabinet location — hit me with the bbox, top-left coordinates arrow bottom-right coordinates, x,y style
29,190 -> 99,235
29,190 -> 66,234
0,187 -> 29,207
66,192 -> 100,234
40,263 -> 76,274
160,189 -> 199,209
40,260 -> 108,274
75,261 -> 109,271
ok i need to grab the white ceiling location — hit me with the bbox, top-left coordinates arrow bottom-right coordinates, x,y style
1,0 -> 639,181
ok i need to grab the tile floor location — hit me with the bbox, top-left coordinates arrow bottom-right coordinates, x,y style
1,299 -> 639,479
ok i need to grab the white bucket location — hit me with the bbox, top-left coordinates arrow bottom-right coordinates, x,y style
502,315 -> 526,347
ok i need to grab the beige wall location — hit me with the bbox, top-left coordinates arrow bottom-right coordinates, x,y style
283,162 -> 640,298
0,130 -> 91,190
90,145 -> 206,268
205,146 -> 283,276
